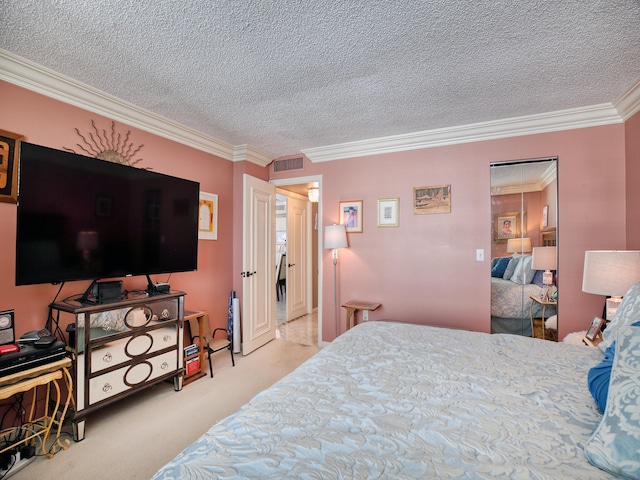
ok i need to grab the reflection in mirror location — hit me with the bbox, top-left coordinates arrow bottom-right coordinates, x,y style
490,158 -> 558,341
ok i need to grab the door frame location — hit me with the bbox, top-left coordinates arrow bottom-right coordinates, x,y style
271,175 -> 324,345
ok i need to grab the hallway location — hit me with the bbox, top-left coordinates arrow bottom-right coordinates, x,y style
276,299 -> 318,346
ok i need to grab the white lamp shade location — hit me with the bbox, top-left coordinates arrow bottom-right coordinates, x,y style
531,246 -> 556,270
582,250 -> 640,297
324,224 -> 348,250
506,237 -> 531,253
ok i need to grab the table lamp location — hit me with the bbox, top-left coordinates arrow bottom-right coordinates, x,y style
532,246 -> 556,300
582,250 -> 640,320
506,237 -> 531,254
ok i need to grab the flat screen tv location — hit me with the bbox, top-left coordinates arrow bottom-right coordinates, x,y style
15,142 -> 199,287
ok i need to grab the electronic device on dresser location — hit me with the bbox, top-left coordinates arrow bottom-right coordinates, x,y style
0,310 -> 15,346
15,142 -> 200,287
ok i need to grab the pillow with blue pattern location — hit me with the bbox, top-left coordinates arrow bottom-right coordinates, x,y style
584,321 -> 640,478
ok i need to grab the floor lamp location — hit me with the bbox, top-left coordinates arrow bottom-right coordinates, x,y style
324,224 -> 348,338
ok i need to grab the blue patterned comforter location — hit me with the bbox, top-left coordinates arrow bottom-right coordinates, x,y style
491,277 -> 554,319
152,321 -> 611,479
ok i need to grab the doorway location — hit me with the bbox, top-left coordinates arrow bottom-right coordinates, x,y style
272,176 -> 322,346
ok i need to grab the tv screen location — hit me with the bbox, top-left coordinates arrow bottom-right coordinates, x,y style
16,142 -> 199,286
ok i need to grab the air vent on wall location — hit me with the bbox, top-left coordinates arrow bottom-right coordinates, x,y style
273,156 -> 304,172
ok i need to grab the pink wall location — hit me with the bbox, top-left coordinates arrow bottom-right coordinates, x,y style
626,111 -> 640,248
2,80 -> 636,346
274,124 -> 628,341
0,82 -> 234,337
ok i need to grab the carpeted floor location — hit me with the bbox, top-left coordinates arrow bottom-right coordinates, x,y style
10,338 -> 320,480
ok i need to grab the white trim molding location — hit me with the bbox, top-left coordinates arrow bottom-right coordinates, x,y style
302,103 -> 626,163
2,49 -> 638,165
0,49 -> 272,164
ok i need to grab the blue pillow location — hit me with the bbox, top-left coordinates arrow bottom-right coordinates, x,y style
532,269 -> 544,287
491,257 -> 510,278
587,343 -> 616,412
588,320 -> 640,412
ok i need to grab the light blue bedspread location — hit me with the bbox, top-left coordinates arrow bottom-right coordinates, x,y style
152,321 -> 612,479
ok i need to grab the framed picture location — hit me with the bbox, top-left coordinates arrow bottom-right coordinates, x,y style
339,200 -> 363,233
585,317 -> 605,342
413,184 -> 451,214
542,205 -> 549,228
198,192 -> 218,240
494,211 -> 521,242
0,129 -> 24,204
377,198 -> 399,227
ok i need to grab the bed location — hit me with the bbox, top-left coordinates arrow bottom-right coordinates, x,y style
491,254 -> 557,336
152,296 -> 640,479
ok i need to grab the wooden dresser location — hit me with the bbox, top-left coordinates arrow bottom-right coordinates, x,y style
49,291 -> 185,441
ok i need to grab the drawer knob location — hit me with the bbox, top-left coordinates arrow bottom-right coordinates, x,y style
163,335 -> 172,342
161,362 -> 169,370
102,383 -> 112,393
103,352 -> 112,363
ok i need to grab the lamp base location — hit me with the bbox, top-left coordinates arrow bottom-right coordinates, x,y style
606,296 -> 623,321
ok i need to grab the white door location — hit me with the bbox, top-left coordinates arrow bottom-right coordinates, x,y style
242,174 -> 276,355
286,195 -> 309,320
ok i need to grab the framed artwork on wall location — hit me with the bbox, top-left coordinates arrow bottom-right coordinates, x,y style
198,192 -> 218,240
377,198 -> 399,227
494,211 -> 522,242
413,184 -> 451,214
542,205 -> 549,228
0,129 -> 24,204
339,200 -> 363,233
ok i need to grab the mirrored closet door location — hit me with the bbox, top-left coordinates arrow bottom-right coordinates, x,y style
490,158 -> 558,340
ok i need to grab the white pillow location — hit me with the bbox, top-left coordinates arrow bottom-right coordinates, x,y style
510,255 -> 535,284
502,254 -> 521,280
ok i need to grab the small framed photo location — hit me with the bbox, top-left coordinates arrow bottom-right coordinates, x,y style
0,129 -> 24,204
585,317 -> 605,342
198,192 -> 218,240
339,200 -> 363,233
413,184 -> 451,214
377,198 -> 399,227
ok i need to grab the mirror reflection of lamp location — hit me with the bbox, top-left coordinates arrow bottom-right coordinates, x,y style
532,246 -> 557,300
582,250 -> 640,321
77,231 -> 99,262
506,237 -> 531,255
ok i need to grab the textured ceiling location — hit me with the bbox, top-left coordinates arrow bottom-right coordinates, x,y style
2,1 -> 640,159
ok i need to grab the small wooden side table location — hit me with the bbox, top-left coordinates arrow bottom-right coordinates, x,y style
0,357 -> 73,458
183,310 -> 207,385
529,294 -> 557,340
341,300 -> 381,331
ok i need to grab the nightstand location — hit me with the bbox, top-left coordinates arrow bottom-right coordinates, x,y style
529,294 -> 557,340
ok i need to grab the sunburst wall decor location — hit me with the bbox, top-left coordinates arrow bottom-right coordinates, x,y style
64,120 -> 145,167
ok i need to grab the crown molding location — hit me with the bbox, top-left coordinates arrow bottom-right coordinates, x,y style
2,49 -> 636,165
302,103 -> 623,162
0,49 -> 269,164
233,144 -> 274,167
614,75 -> 640,120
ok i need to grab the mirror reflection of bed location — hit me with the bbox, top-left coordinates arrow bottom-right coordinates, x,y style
490,159 -> 558,340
